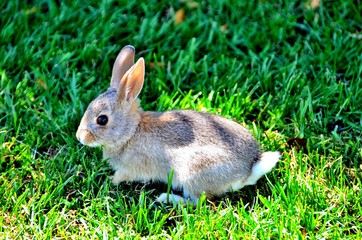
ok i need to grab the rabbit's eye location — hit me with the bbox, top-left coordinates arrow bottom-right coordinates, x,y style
97,115 -> 108,126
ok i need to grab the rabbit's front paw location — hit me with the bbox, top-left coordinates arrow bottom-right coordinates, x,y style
111,170 -> 130,184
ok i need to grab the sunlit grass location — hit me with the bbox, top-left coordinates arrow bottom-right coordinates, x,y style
1,0 -> 361,238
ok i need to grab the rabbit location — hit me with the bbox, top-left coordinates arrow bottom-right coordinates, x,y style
76,45 -> 281,204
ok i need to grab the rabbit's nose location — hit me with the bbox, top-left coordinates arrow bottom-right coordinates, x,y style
76,128 -> 82,142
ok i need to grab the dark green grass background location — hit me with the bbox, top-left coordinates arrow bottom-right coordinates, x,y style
1,0 -> 361,238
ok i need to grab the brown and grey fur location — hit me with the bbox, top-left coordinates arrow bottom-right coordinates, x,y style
76,45 -> 281,203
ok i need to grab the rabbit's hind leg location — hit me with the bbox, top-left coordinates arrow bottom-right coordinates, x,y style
156,193 -> 185,204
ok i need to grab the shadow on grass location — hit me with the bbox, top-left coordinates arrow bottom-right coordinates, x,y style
112,177 -> 271,210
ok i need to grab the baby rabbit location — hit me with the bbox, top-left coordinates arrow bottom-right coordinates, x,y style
76,45 -> 281,204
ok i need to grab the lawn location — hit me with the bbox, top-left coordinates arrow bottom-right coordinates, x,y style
1,0 -> 361,238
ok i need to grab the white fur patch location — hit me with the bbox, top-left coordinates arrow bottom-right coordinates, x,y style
156,193 -> 186,204
156,193 -> 198,205
244,151 -> 281,186
86,141 -> 101,147
229,180 -> 245,191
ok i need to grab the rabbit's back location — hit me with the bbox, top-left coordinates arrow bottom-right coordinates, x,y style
139,110 -> 259,157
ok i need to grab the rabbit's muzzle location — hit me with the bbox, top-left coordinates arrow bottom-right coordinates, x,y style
76,128 -> 99,147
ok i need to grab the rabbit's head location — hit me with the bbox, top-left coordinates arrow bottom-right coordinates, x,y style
76,46 -> 145,148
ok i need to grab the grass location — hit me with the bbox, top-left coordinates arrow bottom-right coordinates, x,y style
1,0 -> 361,238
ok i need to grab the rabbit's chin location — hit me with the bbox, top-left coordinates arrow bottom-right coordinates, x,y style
85,141 -> 102,147
79,138 -> 102,147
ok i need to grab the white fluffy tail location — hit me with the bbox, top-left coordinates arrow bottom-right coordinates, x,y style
244,151 -> 281,186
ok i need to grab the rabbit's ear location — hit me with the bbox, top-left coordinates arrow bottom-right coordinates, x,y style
118,58 -> 145,101
111,45 -> 135,89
